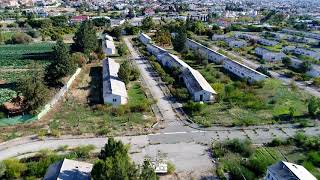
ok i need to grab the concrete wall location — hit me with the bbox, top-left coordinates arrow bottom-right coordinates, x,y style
228,41 -> 247,48
186,39 -> 226,63
223,59 -> 267,83
262,53 -> 285,62
193,90 -> 214,102
104,94 -> 127,105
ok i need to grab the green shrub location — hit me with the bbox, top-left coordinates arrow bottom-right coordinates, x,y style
71,52 -> 87,67
172,87 -> 190,101
268,138 -> 283,147
183,101 -> 204,115
212,142 -> 227,158
73,145 -> 96,158
307,151 -> 320,167
7,32 -> 32,44
3,158 -> 27,178
117,43 -> 128,57
167,162 -> 175,174
225,139 -> 253,157
0,161 -> 5,178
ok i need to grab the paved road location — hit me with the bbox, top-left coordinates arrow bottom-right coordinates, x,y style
210,44 -> 320,97
123,37 -> 192,133
0,135 -> 212,172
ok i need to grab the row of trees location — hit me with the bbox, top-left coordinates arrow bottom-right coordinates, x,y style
17,20 -> 99,114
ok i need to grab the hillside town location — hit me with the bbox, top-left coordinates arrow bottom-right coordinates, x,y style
0,0 -> 320,179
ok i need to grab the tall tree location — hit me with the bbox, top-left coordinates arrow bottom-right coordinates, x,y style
308,97 -> 320,116
17,64 -> 49,114
193,21 -> 205,35
73,20 -> 98,54
172,27 -> 187,52
141,17 -> 155,31
45,39 -> 76,86
91,138 -> 139,180
118,61 -> 131,85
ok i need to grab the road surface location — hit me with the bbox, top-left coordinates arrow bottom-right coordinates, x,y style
123,37 -> 192,133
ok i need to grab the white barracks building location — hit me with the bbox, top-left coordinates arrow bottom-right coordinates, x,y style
102,58 -> 128,105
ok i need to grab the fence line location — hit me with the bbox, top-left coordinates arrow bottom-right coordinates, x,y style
37,68 -> 81,120
0,68 -> 82,126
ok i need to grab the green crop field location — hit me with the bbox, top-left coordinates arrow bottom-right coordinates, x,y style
0,42 -> 54,68
0,42 -> 55,108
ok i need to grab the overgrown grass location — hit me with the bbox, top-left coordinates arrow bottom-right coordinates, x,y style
213,136 -> 320,179
184,64 -> 311,126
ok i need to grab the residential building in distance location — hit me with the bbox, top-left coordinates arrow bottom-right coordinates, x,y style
44,158 -> 93,180
139,33 -> 152,45
289,58 -> 320,77
69,15 -> 89,24
255,47 -> 286,62
256,38 -> 279,46
211,34 -> 227,41
225,38 -> 248,48
102,58 -> 128,105
265,161 -> 317,180
282,29 -> 320,40
283,46 -> 320,60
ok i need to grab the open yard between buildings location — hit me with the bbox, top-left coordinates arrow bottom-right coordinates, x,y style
162,47 -> 314,127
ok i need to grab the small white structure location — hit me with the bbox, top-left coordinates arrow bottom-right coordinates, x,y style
255,47 -> 285,62
102,58 -> 128,105
139,33 -> 152,45
212,34 -> 227,41
182,68 -> 217,102
44,158 -> 93,180
151,162 -> 168,174
257,38 -> 279,46
225,38 -> 248,48
104,39 -> 116,55
265,161 -> 317,180
105,34 -> 114,41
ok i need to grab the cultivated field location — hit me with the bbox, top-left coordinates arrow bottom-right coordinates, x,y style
0,42 -> 55,118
